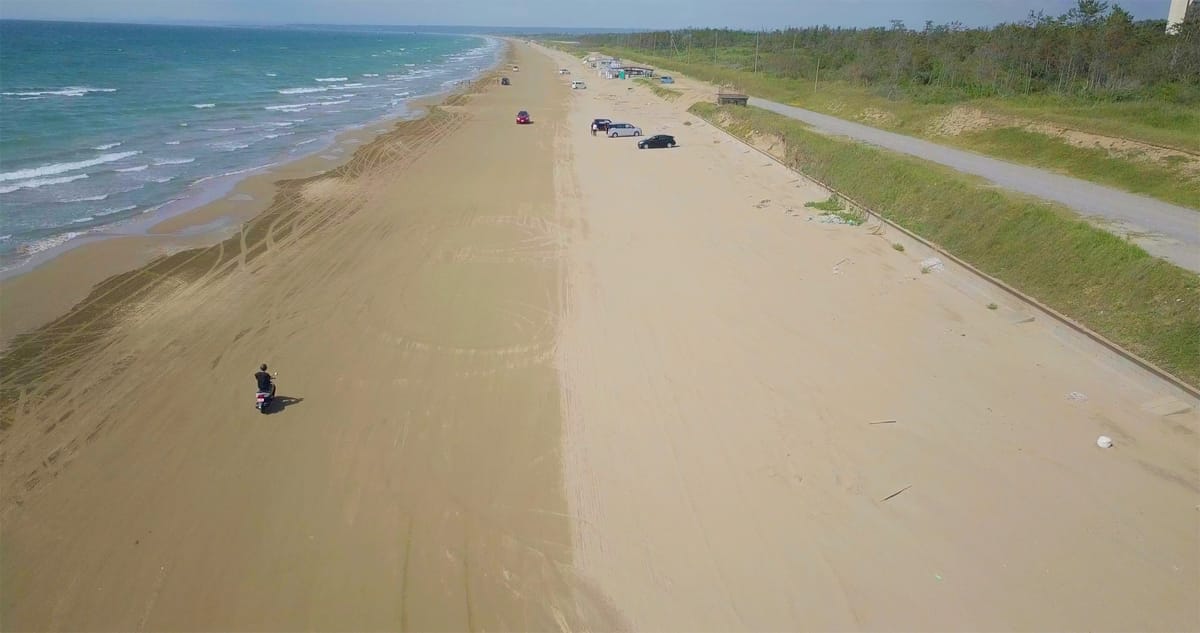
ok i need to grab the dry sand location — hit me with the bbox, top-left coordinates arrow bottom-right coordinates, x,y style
1,41 -> 1197,631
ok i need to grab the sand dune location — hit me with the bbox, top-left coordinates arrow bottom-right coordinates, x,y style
1,42 -> 1196,631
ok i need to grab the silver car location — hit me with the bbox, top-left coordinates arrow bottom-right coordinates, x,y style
607,123 -> 642,137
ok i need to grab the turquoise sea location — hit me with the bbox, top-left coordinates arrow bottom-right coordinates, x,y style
0,20 -> 500,270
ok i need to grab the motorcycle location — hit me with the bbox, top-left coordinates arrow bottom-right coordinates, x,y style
255,374 -> 277,414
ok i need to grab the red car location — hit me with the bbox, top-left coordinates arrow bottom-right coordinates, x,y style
516,110 -> 531,124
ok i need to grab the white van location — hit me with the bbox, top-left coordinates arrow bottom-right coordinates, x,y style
571,80 -> 587,89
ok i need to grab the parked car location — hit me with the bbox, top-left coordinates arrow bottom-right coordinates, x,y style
660,76 -> 675,84
500,77 -> 510,85
607,123 -> 642,137
591,118 -> 612,133
516,110 -> 531,124
512,65 -> 520,72
571,80 -> 587,89
637,134 -> 677,149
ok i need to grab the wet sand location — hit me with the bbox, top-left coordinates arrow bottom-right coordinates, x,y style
1,41 -> 1197,632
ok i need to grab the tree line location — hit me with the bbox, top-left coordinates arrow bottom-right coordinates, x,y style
575,1 -> 1200,103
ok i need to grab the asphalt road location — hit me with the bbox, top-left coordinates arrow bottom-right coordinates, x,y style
751,97 -> 1200,273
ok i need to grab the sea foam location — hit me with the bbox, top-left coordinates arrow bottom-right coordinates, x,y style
62,194 -> 110,203
0,174 -> 90,194
278,87 -> 328,95
0,151 -> 140,182
2,86 -> 117,97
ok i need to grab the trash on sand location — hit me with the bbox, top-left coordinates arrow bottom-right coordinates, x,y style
809,214 -> 850,225
920,257 -> 945,273
880,485 -> 912,502
1097,435 -> 1113,449
1066,391 -> 1088,401
869,419 -> 897,425
832,257 -> 851,274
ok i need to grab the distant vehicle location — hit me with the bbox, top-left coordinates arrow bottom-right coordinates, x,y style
500,77 -> 510,85
637,134 -> 676,149
660,76 -> 675,84
571,80 -> 587,89
591,118 -> 612,133
512,65 -> 520,72
607,123 -> 642,137
516,110 -> 531,124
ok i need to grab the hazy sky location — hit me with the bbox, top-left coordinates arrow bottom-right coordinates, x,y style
0,0 -> 1177,29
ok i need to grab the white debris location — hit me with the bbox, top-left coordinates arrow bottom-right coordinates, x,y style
920,257 -> 945,273
809,214 -> 850,225
1096,435 -> 1113,449
1066,391 -> 1088,401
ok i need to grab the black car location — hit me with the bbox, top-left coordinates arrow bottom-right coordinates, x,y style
591,118 -> 612,132
637,134 -> 676,149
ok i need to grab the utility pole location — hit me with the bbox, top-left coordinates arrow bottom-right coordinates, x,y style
814,57 -> 820,92
754,30 -> 760,73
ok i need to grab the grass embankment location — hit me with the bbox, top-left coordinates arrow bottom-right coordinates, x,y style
590,46 -> 1200,209
635,78 -> 682,101
690,101 -> 1200,386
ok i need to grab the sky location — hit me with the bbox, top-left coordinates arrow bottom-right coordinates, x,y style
0,0 -> 1179,30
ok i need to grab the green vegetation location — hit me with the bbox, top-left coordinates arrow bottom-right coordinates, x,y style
892,242 -> 906,252
559,2 -> 1200,207
635,78 -> 682,101
691,101 -> 1200,386
804,195 -> 865,224
804,195 -> 844,211
988,303 -> 1000,310
579,2 -> 1200,107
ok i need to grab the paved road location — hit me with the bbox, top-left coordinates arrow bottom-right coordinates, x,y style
751,97 -> 1200,273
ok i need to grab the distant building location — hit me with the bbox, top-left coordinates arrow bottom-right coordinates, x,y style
618,66 -> 655,77
1168,0 -> 1194,33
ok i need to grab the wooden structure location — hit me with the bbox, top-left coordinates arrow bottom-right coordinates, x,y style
716,92 -> 749,106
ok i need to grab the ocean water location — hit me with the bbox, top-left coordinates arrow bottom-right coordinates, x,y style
0,20 -> 500,270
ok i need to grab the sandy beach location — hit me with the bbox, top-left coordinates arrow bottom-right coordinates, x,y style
2,40 -> 1197,631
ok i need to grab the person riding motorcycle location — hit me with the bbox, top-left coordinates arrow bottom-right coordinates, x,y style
255,363 -> 276,399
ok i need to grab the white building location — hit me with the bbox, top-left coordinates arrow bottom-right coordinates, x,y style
1168,0 -> 1194,33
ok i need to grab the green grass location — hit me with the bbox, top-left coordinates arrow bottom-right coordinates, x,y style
691,101 -> 1200,387
577,45 -> 1200,208
804,195 -> 865,224
635,78 -> 682,101
804,195 -> 844,211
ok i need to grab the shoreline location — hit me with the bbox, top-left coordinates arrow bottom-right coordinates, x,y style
0,41 -> 508,348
